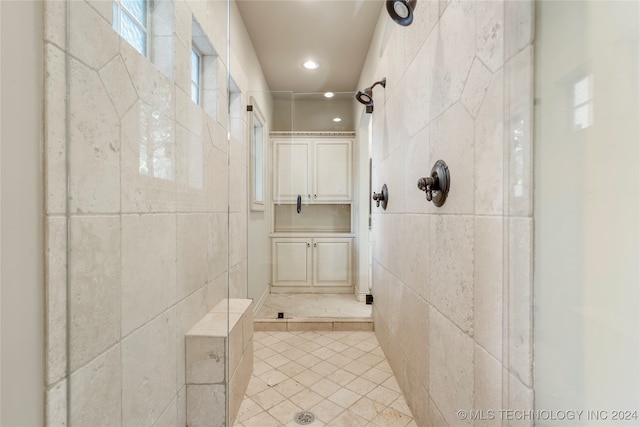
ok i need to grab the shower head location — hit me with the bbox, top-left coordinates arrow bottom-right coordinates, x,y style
386,0 -> 416,26
356,88 -> 374,106
355,78 -> 386,113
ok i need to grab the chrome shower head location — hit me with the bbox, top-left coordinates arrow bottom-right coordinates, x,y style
386,0 -> 416,26
355,78 -> 386,113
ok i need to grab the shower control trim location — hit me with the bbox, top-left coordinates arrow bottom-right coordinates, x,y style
372,184 -> 389,210
417,160 -> 450,207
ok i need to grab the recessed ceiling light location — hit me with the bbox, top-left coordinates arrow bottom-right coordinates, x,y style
333,117 -> 342,122
303,60 -> 319,70
324,92 -> 335,98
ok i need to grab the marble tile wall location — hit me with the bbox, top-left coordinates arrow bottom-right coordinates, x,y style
43,1 -> 252,425
363,1 -> 535,425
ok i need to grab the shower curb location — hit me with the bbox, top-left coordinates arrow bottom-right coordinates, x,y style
254,317 -> 373,332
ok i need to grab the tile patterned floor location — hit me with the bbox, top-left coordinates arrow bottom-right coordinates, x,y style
255,294 -> 372,319
234,330 -> 416,427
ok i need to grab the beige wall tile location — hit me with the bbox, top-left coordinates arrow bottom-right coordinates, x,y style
474,216 -> 504,360
185,335 -> 225,385
508,218 -> 533,387
430,1 -> 476,121
401,362 -> 430,426
70,346 -> 122,426
120,101 -> 177,213
429,309 -> 474,426
176,127 -> 209,212
403,215 -> 430,300
505,46 -> 534,217
475,70 -> 505,216
68,1 -> 119,70
461,58 -> 493,119
46,380 -> 66,427
398,288 -> 429,387
476,1 -> 505,72
121,214 -> 176,336
69,216 -> 121,371
68,58 -> 121,214
46,217 -> 67,386
429,102 -> 475,215
99,55 -> 138,118
429,215 -> 474,334
44,0 -> 66,47
176,289 -> 208,393
153,395 -> 178,427
208,213 -> 229,282
186,384 -> 226,427
504,0 -> 534,60
44,43 -> 67,214
122,310 -> 177,426
474,345 -> 502,427
404,126 -> 432,214
176,213 -> 208,299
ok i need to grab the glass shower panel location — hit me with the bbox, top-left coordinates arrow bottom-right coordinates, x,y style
534,1 -> 639,422
251,91 -> 372,320
59,0 -> 231,425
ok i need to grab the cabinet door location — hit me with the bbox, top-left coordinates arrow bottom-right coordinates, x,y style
273,140 -> 311,202
313,139 -> 352,201
313,238 -> 353,287
271,238 -> 312,287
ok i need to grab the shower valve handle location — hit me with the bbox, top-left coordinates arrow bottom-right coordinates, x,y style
372,184 -> 389,210
372,192 -> 384,207
417,176 -> 436,202
417,160 -> 450,208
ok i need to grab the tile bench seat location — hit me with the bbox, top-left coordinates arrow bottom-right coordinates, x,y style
185,299 -> 253,427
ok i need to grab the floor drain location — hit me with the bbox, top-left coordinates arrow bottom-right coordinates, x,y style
294,411 -> 315,425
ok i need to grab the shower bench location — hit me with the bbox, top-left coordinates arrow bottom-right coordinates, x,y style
185,299 -> 254,427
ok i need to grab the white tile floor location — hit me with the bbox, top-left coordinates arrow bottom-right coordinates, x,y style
234,330 -> 416,427
255,294 -> 372,319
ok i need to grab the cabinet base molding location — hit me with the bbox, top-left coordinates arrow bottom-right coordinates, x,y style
270,286 -> 354,294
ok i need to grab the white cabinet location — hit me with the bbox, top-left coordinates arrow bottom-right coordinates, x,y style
271,238 -> 312,287
273,140 -> 310,202
273,138 -> 352,203
271,237 -> 353,289
312,238 -> 353,287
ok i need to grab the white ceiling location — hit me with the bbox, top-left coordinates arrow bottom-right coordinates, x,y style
236,0 -> 384,94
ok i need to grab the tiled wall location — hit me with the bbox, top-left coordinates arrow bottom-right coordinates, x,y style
360,1 -> 535,425
43,0 -> 256,425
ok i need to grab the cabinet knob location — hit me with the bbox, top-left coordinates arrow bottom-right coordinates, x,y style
307,242 -> 311,247
307,194 -> 311,198
314,194 -> 317,198
313,242 -> 317,247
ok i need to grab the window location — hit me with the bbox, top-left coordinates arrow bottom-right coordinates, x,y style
113,0 -> 148,56
191,48 -> 202,104
248,97 -> 266,211
573,75 -> 593,131
192,16 -> 218,117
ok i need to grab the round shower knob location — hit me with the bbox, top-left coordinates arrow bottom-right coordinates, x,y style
417,160 -> 450,207
372,184 -> 389,210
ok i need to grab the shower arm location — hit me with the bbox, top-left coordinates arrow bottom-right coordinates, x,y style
369,80 -> 385,91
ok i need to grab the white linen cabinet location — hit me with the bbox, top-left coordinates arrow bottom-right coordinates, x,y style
270,132 -> 355,293
273,137 -> 352,203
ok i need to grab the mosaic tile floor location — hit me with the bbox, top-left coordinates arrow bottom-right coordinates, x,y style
255,294 -> 372,319
233,330 -> 416,427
